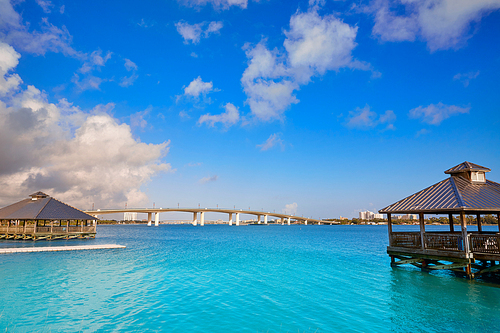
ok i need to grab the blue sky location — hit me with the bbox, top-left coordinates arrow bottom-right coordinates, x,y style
0,0 -> 499,219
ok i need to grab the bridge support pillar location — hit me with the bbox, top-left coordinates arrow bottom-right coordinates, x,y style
192,212 -> 198,226
264,215 -> 268,224
236,213 -> 240,226
147,212 -> 152,227
200,212 -> 205,226
287,217 -> 291,225
155,212 -> 159,227
281,218 -> 284,225
229,213 -> 233,226
304,220 -> 308,225
257,215 -> 261,224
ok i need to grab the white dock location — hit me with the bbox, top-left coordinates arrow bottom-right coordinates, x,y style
0,244 -> 126,254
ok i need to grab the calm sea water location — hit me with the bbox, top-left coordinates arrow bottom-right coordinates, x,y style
1,224 -> 500,332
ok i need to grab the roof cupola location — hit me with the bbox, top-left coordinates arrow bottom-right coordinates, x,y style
444,161 -> 490,184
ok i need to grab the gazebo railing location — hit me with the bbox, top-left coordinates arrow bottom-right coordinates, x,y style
469,234 -> 500,254
0,225 -> 96,234
391,232 -> 421,248
424,233 -> 462,251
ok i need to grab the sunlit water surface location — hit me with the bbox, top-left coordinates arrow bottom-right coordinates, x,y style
1,224 -> 500,332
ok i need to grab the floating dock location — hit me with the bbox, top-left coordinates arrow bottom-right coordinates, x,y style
0,244 -> 125,254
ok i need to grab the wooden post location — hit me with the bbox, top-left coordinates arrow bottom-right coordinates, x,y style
448,213 -> 454,232
419,213 -> 425,250
80,220 -> 84,232
477,214 -> 482,233
50,220 -> 53,234
34,220 -> 37,234
460,212 -> 470,255
387,214 -> 393,246
66,220 -> 69,233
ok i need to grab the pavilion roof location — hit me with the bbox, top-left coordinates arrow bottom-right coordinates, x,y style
379,171 -> 500,214
0,193 -> 97,220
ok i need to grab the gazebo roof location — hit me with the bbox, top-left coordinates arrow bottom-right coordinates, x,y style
0,193 -> 97,220
379,163 -> 500,214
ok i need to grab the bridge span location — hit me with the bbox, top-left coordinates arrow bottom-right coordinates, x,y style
84,208 -> 326,226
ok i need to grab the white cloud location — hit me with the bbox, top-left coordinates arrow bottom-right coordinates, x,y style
199,175 -> 218,184
453,71 -> 480,87
79,50 -> 112,74
0,2 -> 83,58
184,76 -> 214,97
284,9 -> 359,82
36,0 -> 53,13
120,74 -> 138,87
120,58 -> 139,87
241,6 -> 372,122
71,73 -> 104,91
124,58 -> 138,71
345,105 -> 396,130
282,202 -> 298,215
0,42 -> 171,209
175,21 -> 223,44
0,42 -> 22,96
371,0 -> 500,52
409,102 -> 470,125
179,0 -> 247,10
130,106 -> 152,130
198,103 -> 240,127
257,133 -> 284,151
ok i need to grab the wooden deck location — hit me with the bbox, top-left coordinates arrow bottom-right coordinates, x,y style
388,231 -> 500,278
0,244 -> 125,254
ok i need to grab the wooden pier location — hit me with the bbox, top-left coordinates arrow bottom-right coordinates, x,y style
380,162 -> 500,279
0,244 -> 125,254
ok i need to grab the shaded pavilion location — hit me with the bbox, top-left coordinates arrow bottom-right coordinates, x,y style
0,192 -> 97,241
379,162 -> 500,279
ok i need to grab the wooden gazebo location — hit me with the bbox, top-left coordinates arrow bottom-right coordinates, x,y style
379,162 -> 500,279
0,192 -> 97,241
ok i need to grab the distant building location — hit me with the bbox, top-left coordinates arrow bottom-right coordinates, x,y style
401,214 -> 418,220
339,216 -> 348,220
124,212 -> 137,221
359,211 -> 383,220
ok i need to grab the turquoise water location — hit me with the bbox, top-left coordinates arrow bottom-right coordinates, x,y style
1,225 -> 500,332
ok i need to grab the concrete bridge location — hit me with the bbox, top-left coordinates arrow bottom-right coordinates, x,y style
84,208 -> 325,226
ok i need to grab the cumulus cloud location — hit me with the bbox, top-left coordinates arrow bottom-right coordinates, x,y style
198,103 -> 240,127
453,71 -> 480,87
282,202 -> 298,215
199,175 -> 218,184
241,5 -> 373,122
179,0 -> 247,10
257,133 -> 284,151
0,43 -> 171,209
175,21 -> 223,44
345,105 -> 396,130
0,42 -> 22,96
370,0 -> 500,52
409,102 -> 470,125
184,76 -> 214,98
